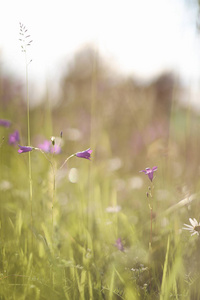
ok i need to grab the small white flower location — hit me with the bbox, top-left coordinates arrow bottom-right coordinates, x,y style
182,218 -> 200,236
51,136 -> 56,146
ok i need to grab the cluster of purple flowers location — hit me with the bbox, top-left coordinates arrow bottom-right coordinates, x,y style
0,118 -> 20,146
1,118 -> 93,162
2,119 -> 163,253
17,140 -> 92,161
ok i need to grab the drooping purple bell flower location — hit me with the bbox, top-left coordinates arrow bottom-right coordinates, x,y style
75,148 -> 92,160
18,145 -> 33,154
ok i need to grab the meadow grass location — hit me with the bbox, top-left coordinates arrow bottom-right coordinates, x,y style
1,32 -> 200,300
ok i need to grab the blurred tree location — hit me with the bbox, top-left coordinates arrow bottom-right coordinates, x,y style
55,45 -> 179,167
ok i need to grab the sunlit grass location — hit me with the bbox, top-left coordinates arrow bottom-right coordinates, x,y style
1,42 -> 200,299
1,112 -> 200,299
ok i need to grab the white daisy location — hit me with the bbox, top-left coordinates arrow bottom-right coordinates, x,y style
182,218 -> 200,236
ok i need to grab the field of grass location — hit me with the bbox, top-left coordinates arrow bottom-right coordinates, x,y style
0,27 -> 200,300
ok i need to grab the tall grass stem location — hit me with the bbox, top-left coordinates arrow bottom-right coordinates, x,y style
25,52 -> 33,247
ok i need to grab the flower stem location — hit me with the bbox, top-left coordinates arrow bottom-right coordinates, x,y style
38,149 -> 56,245
51,154 -> 56,243
148,182 -> 154,251
59,154 -> 75,170
150,206 -> 153,249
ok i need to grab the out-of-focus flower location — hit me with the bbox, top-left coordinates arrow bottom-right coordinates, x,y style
68,168 -> 79,183
75,148 -> 92,160
106,205 -> 121,213
9,130 -> 20,146
0,180 -> 12,191
107,157 -> 122,172
38,140 -> 50,152
114,238 -> 124,252
38,140 -> 61,154
18,145 -> 33,154
140,166 -> 158,182
128,176 -> 143,189
51,144 -> 61,154
182,218 -> 200,236
66,128 -> 81,141
0,119 -> 11,128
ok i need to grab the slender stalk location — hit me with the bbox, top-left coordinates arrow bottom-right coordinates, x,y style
28,149 -> 33,244
52,169 -> 55,238
148,183 -> 154,292
148,202 -> 153,251
26,59 -> 31,147
51,150 -> 56,242
40,149 -> 73,248
37,149 -> 55,240
59,154 -> 75,170
148,182 -> 154,251
24,50 -> 33,248
20,23 -> 33,248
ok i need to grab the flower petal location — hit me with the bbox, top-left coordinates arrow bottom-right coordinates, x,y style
75,148 -> 92,160
152,166 -> 158,171
191,231 -> 199,236
189,218 -> 198,227
183,223 -> 193,228
18,145 -> 33,153
182,227 -> 193,231
139,170 -> 146,173
148,172 -> 153,181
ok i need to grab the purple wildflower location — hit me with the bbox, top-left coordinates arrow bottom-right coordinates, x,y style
18,145 -> 33,154
114,238 -> 124,252
38,140 -> 51,152
140,166 -> 158,182
9,130 -> 20,146
38,140 -> 61,154
75,148 -> 92,160
0,119 -> 11,128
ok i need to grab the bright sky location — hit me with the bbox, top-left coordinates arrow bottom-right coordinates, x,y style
0,0 -> 200,104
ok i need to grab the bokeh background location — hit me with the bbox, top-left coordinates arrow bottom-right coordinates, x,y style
1,0 -> 200,299
0,0 -> 200,106
1,0 -> 200,177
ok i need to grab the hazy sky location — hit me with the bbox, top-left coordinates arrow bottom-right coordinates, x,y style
0,0 -> 199,102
